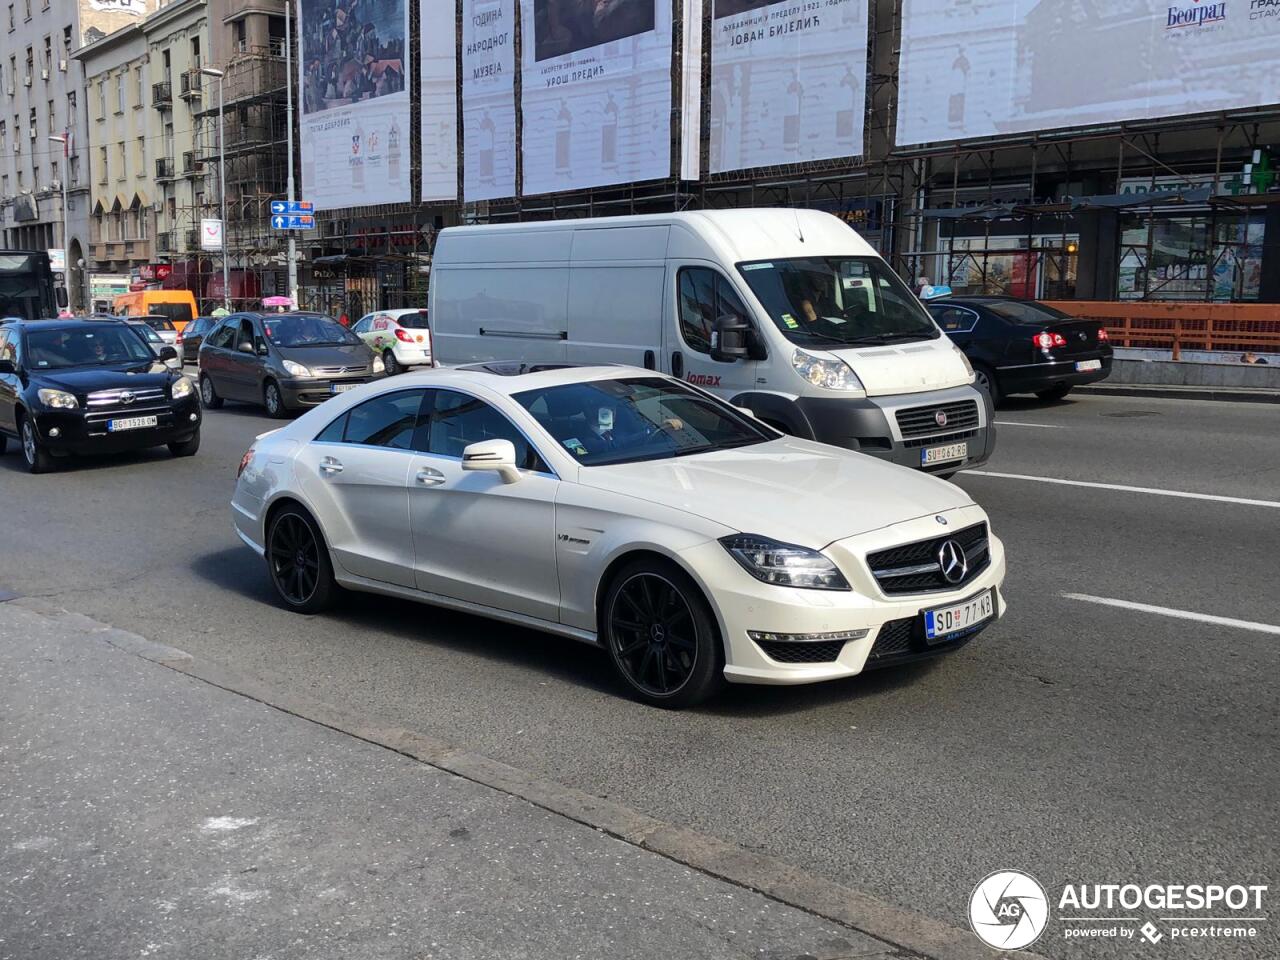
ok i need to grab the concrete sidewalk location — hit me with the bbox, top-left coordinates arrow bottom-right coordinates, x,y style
0,599 -> 901,960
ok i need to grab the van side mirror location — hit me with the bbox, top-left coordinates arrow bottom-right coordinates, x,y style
158,345 -> 178,362
710,313 -> 751,363
461,438 -> 520,484
56,287 -> 69,309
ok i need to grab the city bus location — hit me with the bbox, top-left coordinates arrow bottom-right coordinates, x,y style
0,250 -> 65,321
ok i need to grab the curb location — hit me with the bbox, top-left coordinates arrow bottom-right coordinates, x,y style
12,596 -> 1043,960
1076,383 -> 1280,404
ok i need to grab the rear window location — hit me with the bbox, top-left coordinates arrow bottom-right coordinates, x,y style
398,312 -> 430,330
982,300 -> 1072,324
146,302 -> 194,326
144,316 -> 176,331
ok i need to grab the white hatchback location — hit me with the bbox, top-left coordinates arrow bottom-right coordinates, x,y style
231,364 -> 1006,707
351,309 -> 432,375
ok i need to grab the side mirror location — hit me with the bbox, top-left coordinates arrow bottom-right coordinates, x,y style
710,313 -> 751,363
461,438 -> 520,484
158,345 -> 178,362
238,341 -> 255,354
733,404 -> 757,419
0,358 -> 15,375
56,287 -> 69,309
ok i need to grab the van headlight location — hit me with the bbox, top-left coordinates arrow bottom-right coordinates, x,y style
282,360 -> 313,378
720,534 -> 850,590
791,350 -> 864,392
37,388 -> 78,410
171,376 -> 194,399
954,346 -> 975,380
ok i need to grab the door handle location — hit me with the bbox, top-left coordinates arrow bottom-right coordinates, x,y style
671,351 -> 683,379
319,456 -> 343,476
415,467 -> 446,486
643,349 -> 655,370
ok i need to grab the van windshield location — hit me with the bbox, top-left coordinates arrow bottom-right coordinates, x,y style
738,257 -> 939,348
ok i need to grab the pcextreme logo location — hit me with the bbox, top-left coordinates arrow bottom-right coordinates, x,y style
968,872 -> 1269,951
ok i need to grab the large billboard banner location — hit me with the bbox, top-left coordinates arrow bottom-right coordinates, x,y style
519,0 -> 679,195
421,0 -> 460,201
461,0 -> 516,200
709,0 -> 868,174
299,0 -> 411,210
897,0 -> 1280,146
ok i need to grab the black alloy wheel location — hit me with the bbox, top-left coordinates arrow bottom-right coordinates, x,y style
266,507 -> 335,613
604,562 -> 722,708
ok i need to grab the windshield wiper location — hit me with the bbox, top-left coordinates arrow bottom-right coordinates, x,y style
838,332 -> 936,345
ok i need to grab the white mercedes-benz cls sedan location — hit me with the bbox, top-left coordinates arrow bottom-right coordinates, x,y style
231,363 -> 1006,707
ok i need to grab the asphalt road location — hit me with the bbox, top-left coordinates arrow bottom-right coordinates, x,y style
1,384 -> 1276,960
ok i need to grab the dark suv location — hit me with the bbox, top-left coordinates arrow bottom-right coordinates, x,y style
197,312 -> 384,417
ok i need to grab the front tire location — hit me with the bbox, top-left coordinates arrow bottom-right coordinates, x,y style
20,418 -> 55,474
264,379 -> 288,419
602,559 -> 723,709
266,506 -> 335,613
382,349 -> 400,376
168,430 -> 200,457
1036,383 -> 1073,402
200,374 -> 224,409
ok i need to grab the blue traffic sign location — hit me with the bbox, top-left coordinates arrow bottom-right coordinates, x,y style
269,200 -> 315,215
271,214 -> 315,231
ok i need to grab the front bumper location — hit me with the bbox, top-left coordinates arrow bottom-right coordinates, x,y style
32,395 -> 202,455
680,505 -> 1007,685
794,384 -> 996,474
997,353 -> 1112,394
278,375 -> 381,408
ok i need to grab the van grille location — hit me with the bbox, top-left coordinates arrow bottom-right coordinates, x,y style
895,400 -> 979,439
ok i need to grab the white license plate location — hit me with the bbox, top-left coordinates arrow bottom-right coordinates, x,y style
107,415 -> 158,432
921,441 -> 967,466
330,383 -> 359,394
1076,359 -> 1102,372
924,589 -> 994,642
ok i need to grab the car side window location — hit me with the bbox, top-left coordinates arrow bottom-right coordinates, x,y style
235,319 -> 257,353
351,317 -> 370,334
677,267 -> 751,356
208,320 -> 236,348
427,389 -> 549,473
928,306 -> 980,334
0,330 -> 13,364
342,390 -> 428,450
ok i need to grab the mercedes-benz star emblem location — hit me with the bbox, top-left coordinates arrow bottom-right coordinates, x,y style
119,391 -> 135,405
935,410 -> 948,427
937,539 -> 968,584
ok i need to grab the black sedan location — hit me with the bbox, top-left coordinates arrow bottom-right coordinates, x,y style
0,320 -> 201,473
925,296 -> 1112,404
178,315 -> 219,365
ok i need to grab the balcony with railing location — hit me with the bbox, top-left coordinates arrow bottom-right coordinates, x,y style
179,69 -> 203,100
182,150 -> 200,176
155,157 -> 176,180
152,80 -> 172,108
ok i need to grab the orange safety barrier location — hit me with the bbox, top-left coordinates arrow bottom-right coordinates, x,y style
1042,301 -> 1280,360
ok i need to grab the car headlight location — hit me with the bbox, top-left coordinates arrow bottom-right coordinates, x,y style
953,346 -> 975,380
171,376 -> 194,399
791,350 -> 864,392
282,360 -> 312,378
37,388 -> 78,410
720,534 -> 850,590
372,355 -> 385,374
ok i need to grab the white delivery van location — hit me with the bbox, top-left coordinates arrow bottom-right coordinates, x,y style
429,209 -> 995,474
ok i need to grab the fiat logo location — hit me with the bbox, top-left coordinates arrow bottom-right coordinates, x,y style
935,410 -> 948,427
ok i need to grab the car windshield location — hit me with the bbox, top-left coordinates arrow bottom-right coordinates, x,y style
397,312 -> 430,329
738,256 -> 939,347
514,376 -> 773,466
263,314 -> 360,347
980,300 -> 1073,324
27,325 -> 155,369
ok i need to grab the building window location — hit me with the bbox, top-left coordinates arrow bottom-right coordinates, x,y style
62,25 -> 70,59
116,141 -> 125,181
25,47 -> 32,81
115,73 -> 125,113
97,79 -> 105,119
1,175 -> 7,197
42,36 -> 50,72
98,145 -> 107,182
135,136 -> 144,174
50,158 -> 56,185
69,154 -> 78,184
134,65 -> 142,107
7,6 -> 14,32
23,0 -> 30,21
191,36 -> 200,69
0,120 -> 5,152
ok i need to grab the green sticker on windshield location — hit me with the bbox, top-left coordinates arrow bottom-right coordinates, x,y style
562,437 -> 588,456
781,313 -> 800,329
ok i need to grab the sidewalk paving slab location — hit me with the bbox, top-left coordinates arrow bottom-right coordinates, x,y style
0,600 -> 905,960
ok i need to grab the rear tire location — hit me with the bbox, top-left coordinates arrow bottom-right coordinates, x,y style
265,506 -> 336,614
973,364 -> 1001,406
1036,383 -> 1073,402
601,558 -> 724,709
20,417 -> 55,474
199,374 -> 223,409
0,434 -> 6,454
168,430 -> 200,457
264,379 -> 288,419
383,349 -> 400,376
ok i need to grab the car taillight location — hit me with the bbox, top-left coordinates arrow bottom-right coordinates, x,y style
237,447 -> 255,479
395,328 -> 414,343
176,332 -> 184,345
1034,331 -> 1068,350
1097,327 -> 1110,342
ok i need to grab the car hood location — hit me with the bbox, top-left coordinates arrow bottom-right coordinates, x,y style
575,436 -> 974,548
276,344 -> 372,368
34,363 -> 174,395
824,338 -> 971,396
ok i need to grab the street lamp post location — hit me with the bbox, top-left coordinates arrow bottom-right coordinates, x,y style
47,134 -> 71,311
285,0 -> 298,308
200,67 -> 230,312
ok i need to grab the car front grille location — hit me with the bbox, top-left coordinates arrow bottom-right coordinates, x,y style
902,428 -> 977,450
312,365 -> 368,376
865,613 -> 985,667
865,522 -> 989,595
895,399 -> 980,439
84,387 -> 168,416
755,639 -> 847,664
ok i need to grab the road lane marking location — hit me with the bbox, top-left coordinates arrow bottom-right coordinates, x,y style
1063,593 -> 1280,636
994,421 -> 1066,429
964,470 -> 1280,509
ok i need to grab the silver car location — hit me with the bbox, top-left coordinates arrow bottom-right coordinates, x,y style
124,318 -> 182,370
